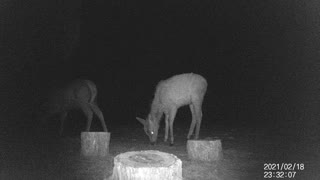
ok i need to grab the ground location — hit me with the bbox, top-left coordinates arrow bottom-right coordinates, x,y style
1,118 -> 319,180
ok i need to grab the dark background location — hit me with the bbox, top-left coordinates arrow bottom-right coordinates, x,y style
1,0 -> 320,143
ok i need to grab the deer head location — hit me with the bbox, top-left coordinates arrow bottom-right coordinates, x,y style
136,115 -> 159,145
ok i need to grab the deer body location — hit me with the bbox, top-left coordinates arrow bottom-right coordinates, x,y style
137,73 -> 207,145
40,79 -> 108,135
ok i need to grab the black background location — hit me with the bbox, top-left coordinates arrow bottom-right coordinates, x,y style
1,0 -> 320,143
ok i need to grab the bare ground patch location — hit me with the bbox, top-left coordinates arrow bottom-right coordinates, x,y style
1,126 -> 319,180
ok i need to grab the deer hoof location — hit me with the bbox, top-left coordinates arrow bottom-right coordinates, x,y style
169,143 -> 174,146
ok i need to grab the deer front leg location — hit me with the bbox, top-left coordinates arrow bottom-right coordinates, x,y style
164,113 -> 169,142
169,108 -> 177,146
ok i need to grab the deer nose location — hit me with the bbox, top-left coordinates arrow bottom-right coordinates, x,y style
150,142 -> 156,145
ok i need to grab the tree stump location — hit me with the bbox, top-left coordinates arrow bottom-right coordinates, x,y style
81,132 -> 110,157
187,139 -> 222,162
110,150 -> 182,180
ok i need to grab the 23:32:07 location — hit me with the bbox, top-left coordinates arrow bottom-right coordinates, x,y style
264,171 -> 296,178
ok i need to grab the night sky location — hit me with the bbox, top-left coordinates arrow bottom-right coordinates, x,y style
1,0 -> 320,142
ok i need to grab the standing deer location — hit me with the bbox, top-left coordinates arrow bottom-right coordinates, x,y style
39,79 -> 108,135
136,73 -> 207,145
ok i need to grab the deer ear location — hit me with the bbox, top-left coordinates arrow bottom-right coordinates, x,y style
136,117 -> 146,125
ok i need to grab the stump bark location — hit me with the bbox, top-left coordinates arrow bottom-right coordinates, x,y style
81,132 -> 110,157
187,139 -> 222,161
110,150 -> 182,180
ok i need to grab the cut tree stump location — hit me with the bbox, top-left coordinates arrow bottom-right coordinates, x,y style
187,139 -> 222,162
81,132 -> 110,157
110,150 -> 182,180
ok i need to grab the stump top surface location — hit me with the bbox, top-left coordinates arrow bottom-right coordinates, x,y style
187,139 -> 221,143
115,150 -> 179,167
81,132 -> 110,135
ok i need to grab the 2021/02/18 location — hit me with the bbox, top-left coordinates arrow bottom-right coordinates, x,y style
264,163 -> 304,171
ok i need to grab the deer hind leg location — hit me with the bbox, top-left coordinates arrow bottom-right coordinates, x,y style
90,104 -> 108,132
194,102 -> 203,140
169,108 -> 177,146
187,104 -> 197,139
80,103 -> 94,131
59,111 -> 68,135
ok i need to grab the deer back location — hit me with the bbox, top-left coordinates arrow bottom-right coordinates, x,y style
63,79 -> 96,105
156,73 -> 207,106
42,79 -> 97,115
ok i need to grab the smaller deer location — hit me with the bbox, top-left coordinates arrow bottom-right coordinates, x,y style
136,73 -> 207,145
39,79 -> 108,135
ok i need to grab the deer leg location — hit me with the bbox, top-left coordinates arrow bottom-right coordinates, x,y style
59,111 -> 68,135
91,104 -> 108,132
194,103 -> 203,140
187,104 -> 197,139
80,103 -> 94,131
169,108 -> 177,146
164,113 -> 169,142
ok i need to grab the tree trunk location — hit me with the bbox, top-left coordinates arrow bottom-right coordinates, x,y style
110,150 -> 182,180
81,132 -> 110,157
187,139 -> 223,162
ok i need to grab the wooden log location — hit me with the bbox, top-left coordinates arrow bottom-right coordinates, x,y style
110,150 -> 182,180
187,139 -> 222,162
81,132 -> 110,157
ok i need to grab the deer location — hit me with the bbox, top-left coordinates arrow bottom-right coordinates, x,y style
38,79 -> 108,135
136,73 -> 207,146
